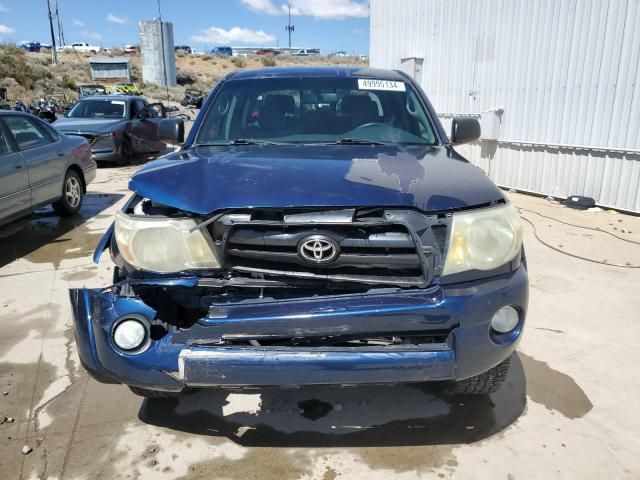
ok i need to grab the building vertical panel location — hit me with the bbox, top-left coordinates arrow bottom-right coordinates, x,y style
370,0 -> 640,212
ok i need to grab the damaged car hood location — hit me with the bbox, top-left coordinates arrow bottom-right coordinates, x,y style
129,144 -> 505,215
53,117 -> 126,134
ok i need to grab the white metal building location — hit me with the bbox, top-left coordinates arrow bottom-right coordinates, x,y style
139,20 -> 177,87
370,0 -> 640,212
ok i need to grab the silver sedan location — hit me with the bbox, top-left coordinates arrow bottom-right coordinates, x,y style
0,111 -> 96,226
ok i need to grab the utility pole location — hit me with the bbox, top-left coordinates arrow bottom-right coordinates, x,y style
46,0 -> 58,64
285,3 -> 295,49
55,0 -> 65,48
157,0 -> 170,104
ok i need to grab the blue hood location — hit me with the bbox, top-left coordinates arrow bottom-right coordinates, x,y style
129,145 -> 505,215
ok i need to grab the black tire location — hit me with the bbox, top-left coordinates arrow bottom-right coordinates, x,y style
117,138 -> 134,165
129,386 -> 182,399
448,357 -> 511,395
52,170 -> 83,216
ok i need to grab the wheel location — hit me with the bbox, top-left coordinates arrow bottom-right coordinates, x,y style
117,138 -> 133,165
448,357 -> 511,395
52,170 -> 83,216
129,386 -> 182,398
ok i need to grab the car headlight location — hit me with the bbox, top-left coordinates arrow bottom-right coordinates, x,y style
442,203 -> 523,276
114,210 -> 220,273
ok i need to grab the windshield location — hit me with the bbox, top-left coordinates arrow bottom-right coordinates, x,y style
194,77 -> 438,145
67,99 -> 126,119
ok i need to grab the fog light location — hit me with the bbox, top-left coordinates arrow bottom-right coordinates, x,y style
113,319 -> 147,351
490,306 -> 519,333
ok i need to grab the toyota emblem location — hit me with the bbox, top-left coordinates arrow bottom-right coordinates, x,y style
298,235 -> 340,264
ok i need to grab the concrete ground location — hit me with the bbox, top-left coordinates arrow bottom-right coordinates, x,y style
1,162 -> 639,480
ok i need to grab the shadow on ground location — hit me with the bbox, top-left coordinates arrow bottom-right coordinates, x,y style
0,192 -> 123,269
138,353 -> 526,448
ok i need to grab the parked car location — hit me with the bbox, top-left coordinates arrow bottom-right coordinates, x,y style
256,48 -> 280,57
18,41 -> 41,52
70,67 -> 528,399
211,46 -> 233,56
175,45 -> 192,54
58,42 -> 100,54
0,111 -> 96,226
123,45 -> 139,55
53,96 -> 179,165
77,84 -> 107,98
329,51 -> 348,57
292,48 -> 320,56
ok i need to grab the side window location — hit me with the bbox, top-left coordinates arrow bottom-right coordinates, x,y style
3,116 -> 52,150
0,123 -> 12,155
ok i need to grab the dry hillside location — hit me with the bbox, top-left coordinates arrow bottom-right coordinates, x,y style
0,44 -> 368,105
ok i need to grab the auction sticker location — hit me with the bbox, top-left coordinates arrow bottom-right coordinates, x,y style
358,79 -> 406,92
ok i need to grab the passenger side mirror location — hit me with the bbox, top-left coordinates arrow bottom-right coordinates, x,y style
451,117 -> 481,145
157,118 -> 185,144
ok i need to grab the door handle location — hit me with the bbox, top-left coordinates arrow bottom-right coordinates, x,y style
14,164 -> 22,169
57,152 -> 64,157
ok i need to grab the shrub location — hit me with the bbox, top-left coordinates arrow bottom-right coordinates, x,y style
60,74 -> 76,90
261,56 -> 277,67
0,44 -> 36,89
176,49 -> 186,58
201,54 -> 213,61
230,56 -> 246,68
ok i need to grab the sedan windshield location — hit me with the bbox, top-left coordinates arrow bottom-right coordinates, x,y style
195,76 -> 438,145
67,99 -> 126,119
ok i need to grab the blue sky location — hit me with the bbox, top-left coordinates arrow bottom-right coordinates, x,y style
0,0 -> 370,54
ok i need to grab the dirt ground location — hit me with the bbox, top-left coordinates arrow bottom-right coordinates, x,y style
1,160 -> 640,479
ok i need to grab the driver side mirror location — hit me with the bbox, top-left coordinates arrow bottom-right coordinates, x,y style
450,117 -> 481,145
157,118 -> 185,144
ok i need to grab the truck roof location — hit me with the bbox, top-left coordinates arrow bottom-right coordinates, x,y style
229,66 -> 405,81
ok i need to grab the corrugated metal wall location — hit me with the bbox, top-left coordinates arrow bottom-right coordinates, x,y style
370,0 -> 640,212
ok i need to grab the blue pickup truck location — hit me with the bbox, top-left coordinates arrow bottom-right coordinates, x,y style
70,67 -> 528,398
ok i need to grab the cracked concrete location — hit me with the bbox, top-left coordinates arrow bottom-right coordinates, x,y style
1,164 -> 640,479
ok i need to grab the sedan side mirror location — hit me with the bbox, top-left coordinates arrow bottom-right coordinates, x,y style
158,118 -> 185,144
451,117 -> 481,145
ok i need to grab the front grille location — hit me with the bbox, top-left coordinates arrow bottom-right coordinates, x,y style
209,208 -> 449,287
226,224 -> 422,280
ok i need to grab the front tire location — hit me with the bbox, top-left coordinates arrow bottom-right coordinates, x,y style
117,138 -> 133,165
448,357 -> 511,395
52,170 -> 83,216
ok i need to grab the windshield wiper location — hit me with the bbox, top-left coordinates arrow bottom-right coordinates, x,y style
331,138 -> 388,145
194,138 -> 287,146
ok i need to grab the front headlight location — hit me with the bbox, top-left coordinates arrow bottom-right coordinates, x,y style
442,203 -> 523,276
114,210 -> 220,273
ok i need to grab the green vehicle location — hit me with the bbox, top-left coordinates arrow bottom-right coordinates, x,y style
0,88 -> 9,110
77,84 -> 107,98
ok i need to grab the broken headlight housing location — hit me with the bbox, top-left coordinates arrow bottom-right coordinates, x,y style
442,203 -> 523,276
114,210 -> 220,273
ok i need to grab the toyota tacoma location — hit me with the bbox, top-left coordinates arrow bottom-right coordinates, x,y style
70,67 -> 528,398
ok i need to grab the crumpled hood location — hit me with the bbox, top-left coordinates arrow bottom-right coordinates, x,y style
53,117 -> 126,134
129,144 -> 505,215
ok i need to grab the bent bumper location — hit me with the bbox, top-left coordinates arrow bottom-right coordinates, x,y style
70,265 -> 528,390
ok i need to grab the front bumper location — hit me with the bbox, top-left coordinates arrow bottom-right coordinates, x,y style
70,265 -> 528,391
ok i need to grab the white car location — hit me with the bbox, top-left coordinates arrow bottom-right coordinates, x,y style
292,48 -> 320,57
57,42 -> 101,54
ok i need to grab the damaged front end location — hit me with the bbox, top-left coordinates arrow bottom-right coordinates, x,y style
71,196 -> 528,391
